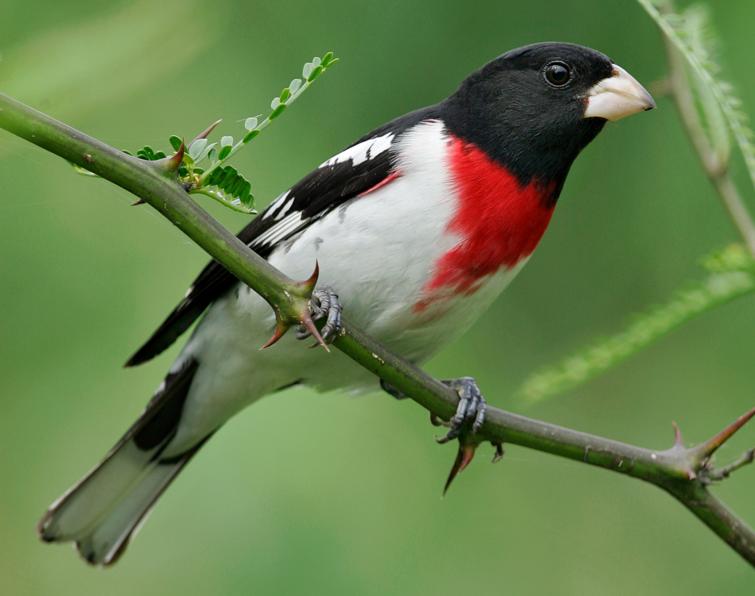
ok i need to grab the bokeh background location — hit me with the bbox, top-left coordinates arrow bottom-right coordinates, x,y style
1,0 -> 753,594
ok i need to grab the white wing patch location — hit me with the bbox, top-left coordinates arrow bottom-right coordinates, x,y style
320,133 -> 394,168
262,190 -> 290,220
255,132 -> 396,249
253,211 -> 304,248
274,195 -> 294,221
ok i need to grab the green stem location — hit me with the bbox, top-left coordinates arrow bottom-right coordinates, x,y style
1,92 -> 753,566
666,482 -> 755,563
189,188 -> 256,214
663,31 -> 755,257
197,65 -> 325,186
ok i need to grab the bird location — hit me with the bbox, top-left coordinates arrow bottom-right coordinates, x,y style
38,42 -> 655,565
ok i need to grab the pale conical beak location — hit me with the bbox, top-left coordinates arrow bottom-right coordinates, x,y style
583,64 -> 656,121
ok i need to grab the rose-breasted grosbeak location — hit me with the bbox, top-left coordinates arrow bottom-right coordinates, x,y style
38,42 -> 654,565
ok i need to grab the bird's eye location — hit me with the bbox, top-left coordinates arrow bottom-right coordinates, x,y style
543,61 -> 572,87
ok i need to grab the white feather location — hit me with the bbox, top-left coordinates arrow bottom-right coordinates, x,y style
274,195 -> 294,221
253,212 -> 303,247
320,133 -> 394,168
262,190 -> 289,219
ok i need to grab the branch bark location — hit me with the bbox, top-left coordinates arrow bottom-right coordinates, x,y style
1,92 -> 753,565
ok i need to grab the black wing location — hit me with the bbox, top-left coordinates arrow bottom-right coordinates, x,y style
125,108 -> 438,367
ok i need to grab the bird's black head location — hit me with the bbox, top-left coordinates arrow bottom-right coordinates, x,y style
442,42 -> 654,192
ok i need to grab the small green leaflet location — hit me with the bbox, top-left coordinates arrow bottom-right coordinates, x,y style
67,51 -> 340,217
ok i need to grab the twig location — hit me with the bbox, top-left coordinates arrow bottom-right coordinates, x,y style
1,93 -> 754,565
701,448 -> 755,484
662,22 -> 755,257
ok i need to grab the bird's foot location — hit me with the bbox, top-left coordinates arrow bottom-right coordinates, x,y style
379,375 -> 503,492
296,287 -> 343,344
435,377 -> 487,443
432,377 -> 504,493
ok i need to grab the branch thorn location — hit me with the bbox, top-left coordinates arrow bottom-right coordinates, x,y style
297,260 -> 320,295
192,119 -> 223,143
693,406 -> 755,462
443,442 -> 477,495
166,139 -> 185,171
151,139 -> 185,175
300,311 -> 329,353
259,316 -> 290,350
672,421 -> 684,448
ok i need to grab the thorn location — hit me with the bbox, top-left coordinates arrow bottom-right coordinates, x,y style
259,318 -> 289,350
192,119 -> 223,143
443,442 -> 477,495
291,261 -> 328,351
300,311 -> 329,352
672,421 -> 684,448
131,199 -> 146,206
166,139 -> 185,171
297,260 -> 320,295
151,139 -> 185,175
694,406 -> 755,461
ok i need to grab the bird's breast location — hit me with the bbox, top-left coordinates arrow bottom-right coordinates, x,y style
414,135 -> 556,312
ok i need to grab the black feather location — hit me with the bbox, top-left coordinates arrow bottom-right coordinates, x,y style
133,358 -> 200,450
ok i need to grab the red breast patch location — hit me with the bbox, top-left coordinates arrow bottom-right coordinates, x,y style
415,135 -> 556,311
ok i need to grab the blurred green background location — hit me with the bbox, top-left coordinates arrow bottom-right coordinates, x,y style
1,0 -> 753,594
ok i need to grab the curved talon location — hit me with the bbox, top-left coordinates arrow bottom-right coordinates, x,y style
437,377 -> 486,444
296,287 -> 343,344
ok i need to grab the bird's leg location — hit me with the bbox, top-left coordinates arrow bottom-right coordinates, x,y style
296,287 -> 343,344
436,376 -> 505,493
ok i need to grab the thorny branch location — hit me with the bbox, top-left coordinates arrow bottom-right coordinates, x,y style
1,92 -> 753,565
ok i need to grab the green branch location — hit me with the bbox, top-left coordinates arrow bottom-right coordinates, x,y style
1,93 -> 754,565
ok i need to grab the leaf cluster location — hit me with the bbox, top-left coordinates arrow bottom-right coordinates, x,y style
71,52 -> 339,214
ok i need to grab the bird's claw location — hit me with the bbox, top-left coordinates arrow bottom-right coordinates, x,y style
296,287 -> 343,344
434,377 -> 504,493
436,377 -> 487,444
